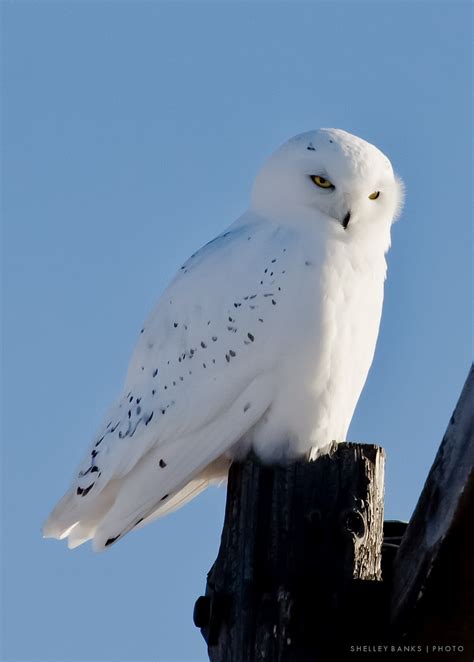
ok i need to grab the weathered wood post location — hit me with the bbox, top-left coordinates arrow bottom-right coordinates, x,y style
194,442 -> 386,660
193,365 -> 474,660
390,365 -> 474,655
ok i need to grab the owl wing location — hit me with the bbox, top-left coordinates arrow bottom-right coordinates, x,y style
43,215 -> 281,550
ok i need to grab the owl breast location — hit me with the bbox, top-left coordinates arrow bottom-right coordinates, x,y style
236,232 -> 386,461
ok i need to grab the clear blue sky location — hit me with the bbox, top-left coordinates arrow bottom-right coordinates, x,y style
2,2 -> 472,660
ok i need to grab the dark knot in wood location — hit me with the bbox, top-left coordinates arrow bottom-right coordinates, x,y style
343,508 -> 366,538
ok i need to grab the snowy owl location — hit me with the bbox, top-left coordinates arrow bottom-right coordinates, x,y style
44,128 -> 404,551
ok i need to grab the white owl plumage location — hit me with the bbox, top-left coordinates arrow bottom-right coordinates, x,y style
44,128 -> 404,551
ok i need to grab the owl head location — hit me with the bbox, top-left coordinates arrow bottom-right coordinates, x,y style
251,128 -> 404,251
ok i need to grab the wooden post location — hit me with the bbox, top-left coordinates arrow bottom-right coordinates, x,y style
194,442 -> 386,661
193,365 -> 474,660
390,365 -> 474,654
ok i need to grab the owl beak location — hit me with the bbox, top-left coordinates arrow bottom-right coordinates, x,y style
342,210 -> 351,229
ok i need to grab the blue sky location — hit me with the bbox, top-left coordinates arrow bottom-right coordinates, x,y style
2,2 -> 472,660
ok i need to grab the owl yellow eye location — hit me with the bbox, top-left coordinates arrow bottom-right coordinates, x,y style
369,191 -> 380,200
310,175 -> 334,189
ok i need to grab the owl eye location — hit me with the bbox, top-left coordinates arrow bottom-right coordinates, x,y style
310,175 -> 334,189
368,191 -> 380,200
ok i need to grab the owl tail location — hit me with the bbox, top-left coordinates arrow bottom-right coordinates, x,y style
42,444 -> 230,551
